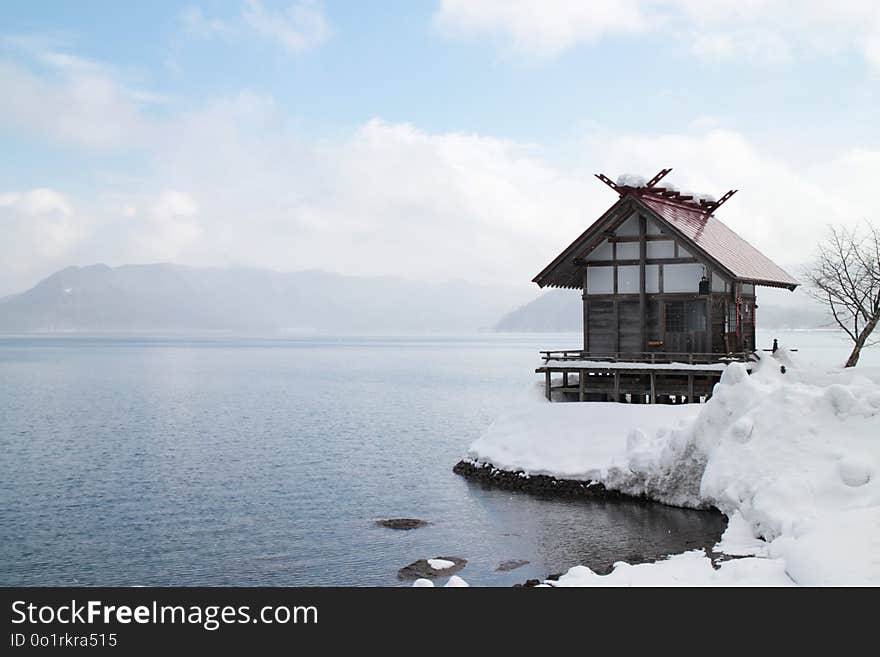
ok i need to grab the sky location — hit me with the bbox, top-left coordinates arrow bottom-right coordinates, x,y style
1,0 -> 879,296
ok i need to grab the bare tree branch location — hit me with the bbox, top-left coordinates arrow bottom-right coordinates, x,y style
807,221 -> 880,367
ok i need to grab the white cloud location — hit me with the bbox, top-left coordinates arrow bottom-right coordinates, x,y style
181,1 -> 330,54
1,188 -> 73,216
0,49 -> 156,150
130,191 -> 202,262
434,0 -> 646,58
3,42 -> 880,297
434,0 -> 880,68
9,98 -> 880,297
181,5 -> 234,37
243,0 -> 330,53
0,189 -> 85,288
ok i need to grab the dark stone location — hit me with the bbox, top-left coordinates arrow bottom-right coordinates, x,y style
375,518 -> 430,530
496,559 -> 530,572
398,556 -> 467,580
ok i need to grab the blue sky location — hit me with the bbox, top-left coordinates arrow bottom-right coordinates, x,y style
2,1 -> 879,294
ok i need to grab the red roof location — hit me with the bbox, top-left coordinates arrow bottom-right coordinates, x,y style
532,178 -> 799,290
638,194 -> 797,288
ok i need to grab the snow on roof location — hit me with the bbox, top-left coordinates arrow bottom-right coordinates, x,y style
616,173 -> 647,187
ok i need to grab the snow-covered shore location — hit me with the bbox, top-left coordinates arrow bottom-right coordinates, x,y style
462,351 -> 880,586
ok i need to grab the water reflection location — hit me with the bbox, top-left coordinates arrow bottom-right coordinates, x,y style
462,480 -> 726,580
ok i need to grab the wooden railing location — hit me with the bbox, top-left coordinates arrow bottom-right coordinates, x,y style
539,350 -> 756,365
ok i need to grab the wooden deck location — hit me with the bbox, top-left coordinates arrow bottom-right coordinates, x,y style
536,350 -> 754,403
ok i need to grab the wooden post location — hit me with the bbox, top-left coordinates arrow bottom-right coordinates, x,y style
582,269 -> 590,352
563,371 -> 569,388
579,372 -> 585,402
545,370 -> 551,401
687,373 -> 694,402
639,213 -> 647,351
614,370 -> 620,402
649,371 -> 655,403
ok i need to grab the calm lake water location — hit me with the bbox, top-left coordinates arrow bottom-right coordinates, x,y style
0,330 -> 870,586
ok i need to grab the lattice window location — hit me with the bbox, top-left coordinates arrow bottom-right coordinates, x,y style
665,301 -> 685,332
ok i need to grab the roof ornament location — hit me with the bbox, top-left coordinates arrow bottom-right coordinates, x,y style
595,168 -> 738,215
594,173 -> 619,191
645,168 -> 672,188
699,188 -> 738,214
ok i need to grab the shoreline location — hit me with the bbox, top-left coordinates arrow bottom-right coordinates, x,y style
453,459 -> 723,514
453,459 -> 616,498
453,459 -> 641,502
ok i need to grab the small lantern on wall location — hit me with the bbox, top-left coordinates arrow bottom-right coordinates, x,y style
698,272 -> 710,295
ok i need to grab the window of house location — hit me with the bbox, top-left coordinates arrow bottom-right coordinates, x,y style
585,239 -> 613,261
711,272 -> 728,292
616,213 -> 640,236
663,263 -> 703,292
646,241 -> 674,259
616,242 -> 639,260
616,265 -> 639,293
586,266 -> 614,294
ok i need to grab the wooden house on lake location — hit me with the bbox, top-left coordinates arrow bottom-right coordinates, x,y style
534,169 -> 797,403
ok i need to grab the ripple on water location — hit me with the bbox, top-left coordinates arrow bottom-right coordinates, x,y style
0,335 -> 726,586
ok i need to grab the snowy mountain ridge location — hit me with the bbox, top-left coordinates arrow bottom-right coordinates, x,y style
0,263 -> 536,333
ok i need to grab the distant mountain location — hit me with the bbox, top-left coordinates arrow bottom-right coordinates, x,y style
495,288 -> 831,332
0,264 -> 536,333
495,289 -> 583,332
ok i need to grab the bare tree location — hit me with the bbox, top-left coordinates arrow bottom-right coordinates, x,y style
807,222 -> 880,367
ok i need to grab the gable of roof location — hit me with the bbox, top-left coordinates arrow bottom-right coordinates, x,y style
532,191 -> 798,290
531,196 -> 633,289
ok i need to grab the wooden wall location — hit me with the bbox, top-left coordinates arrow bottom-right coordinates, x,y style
586,294 -> 718,354
579,210 -> 762,356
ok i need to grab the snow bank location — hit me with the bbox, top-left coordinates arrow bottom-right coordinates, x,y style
467,402 -> 698,481
466,351 -> 880,585
551,549 -> 793,587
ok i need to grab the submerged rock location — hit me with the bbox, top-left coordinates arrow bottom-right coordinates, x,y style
398,556 -> 467,580
496,559 -> 530,572
376,518 -> 430,530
